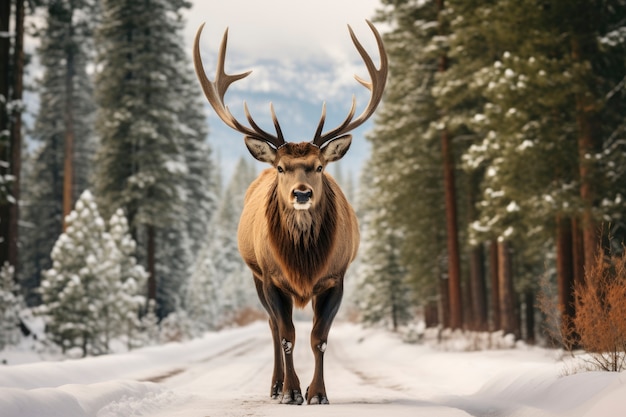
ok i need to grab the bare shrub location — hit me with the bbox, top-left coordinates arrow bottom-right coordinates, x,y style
231,307 -> 267,327
538,246 -> 626,372
571,248 -> 626,372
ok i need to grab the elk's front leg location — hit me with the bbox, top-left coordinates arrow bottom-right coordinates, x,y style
307,282 -> 343,405
254,278 -> 283,399
264,283 -> 304,405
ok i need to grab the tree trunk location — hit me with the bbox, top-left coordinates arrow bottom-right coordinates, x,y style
147,225 -> 156,302
437,0 -> 462,330
556,215 -> 575,320
63,11 -> 76,230
424,300 -> 439,328
489,240 -> 500,331
441,128 -> 462,329
469,244 -> 487,330
0,0 -> 9,134
8,0 -> 24,273
0,0 -> 10,267
468,172 -> 487,331
571,36 -> 601,275
498,240 -> 518,338
571,217 -> 585,286
439,275 -> 450,329
524,289 -> 535,344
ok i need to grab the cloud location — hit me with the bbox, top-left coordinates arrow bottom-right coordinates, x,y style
184,0 -> 382,59
185,0 -> 384,182
188,0 -> 386,124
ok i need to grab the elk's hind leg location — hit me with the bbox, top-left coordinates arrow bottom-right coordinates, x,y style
254,277 -> 284,400
307,281 -> 344,405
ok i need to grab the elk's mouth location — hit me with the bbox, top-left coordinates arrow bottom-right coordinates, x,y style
293,201 -> 312,210
292,189 -> 312,210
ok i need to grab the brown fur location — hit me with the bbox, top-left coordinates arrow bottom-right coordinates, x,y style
237,146 -> 359,308
265,178 -> 338,306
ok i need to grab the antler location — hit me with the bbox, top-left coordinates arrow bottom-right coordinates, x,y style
193,24 -> 286,149
193,21 -> 387,149
312,20 -> 388,148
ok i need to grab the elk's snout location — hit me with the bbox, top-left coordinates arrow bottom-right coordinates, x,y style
292,188 -> 313,210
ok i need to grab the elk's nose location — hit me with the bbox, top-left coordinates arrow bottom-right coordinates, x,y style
293,189 -> 312,204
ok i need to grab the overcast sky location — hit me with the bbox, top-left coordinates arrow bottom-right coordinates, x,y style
182,0 -> 387,182
182,0 -> 384,64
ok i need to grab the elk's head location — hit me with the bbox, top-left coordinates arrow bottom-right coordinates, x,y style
193,21 -> 387,211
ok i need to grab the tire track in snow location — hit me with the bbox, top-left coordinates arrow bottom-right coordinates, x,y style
328,326 -> 410,398
139,334 -> 268,385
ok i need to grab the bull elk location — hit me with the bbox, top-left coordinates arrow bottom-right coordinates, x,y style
193,20 -> 387,405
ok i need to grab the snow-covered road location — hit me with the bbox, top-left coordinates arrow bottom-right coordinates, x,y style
1,321 -> 625,417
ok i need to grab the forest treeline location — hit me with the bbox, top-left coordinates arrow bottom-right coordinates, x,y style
2,0 -> 626,355
356,0 -> 626,342
0,0 -> 263,355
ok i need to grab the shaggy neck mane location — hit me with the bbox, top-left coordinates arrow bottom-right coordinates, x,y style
266,178 -> 338,288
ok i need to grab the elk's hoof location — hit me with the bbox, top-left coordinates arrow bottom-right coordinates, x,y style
308,395 -> 329,405
280,389 -> 304,405
271,381 -> 283,400
306,387 -> 329,404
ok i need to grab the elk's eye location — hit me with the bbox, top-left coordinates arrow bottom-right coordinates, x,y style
316,166 -> 323,173
277,166 -> 284,174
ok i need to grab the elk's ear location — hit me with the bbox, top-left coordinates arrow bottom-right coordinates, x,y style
244,136 -> 277,163
321,135 -> 352,162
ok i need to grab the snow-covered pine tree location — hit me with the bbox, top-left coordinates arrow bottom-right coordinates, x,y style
107,209 -> 148,349
358,0 -> 445,325
20,0 -> 97,306
40,190 -> 109,355
39,191 -> 146,355
452,0 -> 626,336
177,60 -> 219,260
186,158 -> 259,330
155,226 -> 190,318
0,263 -> 22,349
217,159 -> 261,325
186,247 -> 220,333
139,299 -> 160,346
355,166 -> 412,330
155,19 -> 219,320
94,0 -> 216,317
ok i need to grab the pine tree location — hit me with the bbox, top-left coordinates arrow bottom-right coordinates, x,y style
357,212 -> 412,330
363,0 -> 447,325
0,0 -> 26,272
155,225 -> 190,318
186,246 -> 220,333
39,191 -> 146,355
186,158 -> 258,330
0,0 -> 9,151
214,159 -> 259,324
0,0 -> 12,206
178,63 -> 218,259
0,263 -> 22,349
20,0 -> 97,306
107,209 -> 149,349
139,299 -> 160,346
93,0 -> 215,315
453,0 -> 626,337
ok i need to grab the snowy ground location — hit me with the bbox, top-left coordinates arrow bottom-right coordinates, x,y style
1,321 -> 625,417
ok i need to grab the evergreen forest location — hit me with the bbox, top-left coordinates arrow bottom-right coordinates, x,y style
1,0 -> 626,355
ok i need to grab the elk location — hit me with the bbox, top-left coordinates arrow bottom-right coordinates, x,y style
193,20 -> 387,405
